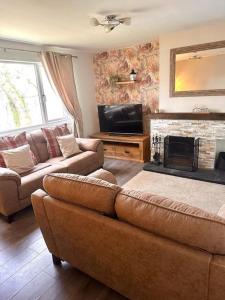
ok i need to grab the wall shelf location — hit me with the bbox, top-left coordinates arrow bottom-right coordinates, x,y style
115,80 -> 136,85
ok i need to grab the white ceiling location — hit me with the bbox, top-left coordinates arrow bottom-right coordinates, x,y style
0,0 -> 225,52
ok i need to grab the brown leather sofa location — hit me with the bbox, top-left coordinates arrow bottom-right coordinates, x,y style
32,170 -> 225,300
0,130 -> 104,221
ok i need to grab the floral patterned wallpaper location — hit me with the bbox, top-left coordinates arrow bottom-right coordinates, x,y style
93,40 -> 159,131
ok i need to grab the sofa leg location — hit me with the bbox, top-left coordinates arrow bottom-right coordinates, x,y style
5,214 -> 14,223
52,254 -> 61,265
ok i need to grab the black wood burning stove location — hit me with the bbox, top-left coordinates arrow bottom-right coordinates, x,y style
164,136 -> 199,172
216,152 -> 225,170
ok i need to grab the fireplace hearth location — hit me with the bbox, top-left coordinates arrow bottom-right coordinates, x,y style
164,136 -> 199,172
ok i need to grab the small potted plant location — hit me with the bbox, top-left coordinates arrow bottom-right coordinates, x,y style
109,75 -> 120,86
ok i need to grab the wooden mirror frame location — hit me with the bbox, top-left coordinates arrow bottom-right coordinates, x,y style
170,40 -> 225,97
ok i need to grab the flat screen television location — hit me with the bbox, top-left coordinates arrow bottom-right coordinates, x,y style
98,104 -> 143,135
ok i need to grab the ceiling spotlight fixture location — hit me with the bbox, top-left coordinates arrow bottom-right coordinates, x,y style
90,15 -> 131,33
189,53 -> 202,60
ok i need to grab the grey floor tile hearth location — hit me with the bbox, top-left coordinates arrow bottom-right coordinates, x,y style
143,163 -> 225,185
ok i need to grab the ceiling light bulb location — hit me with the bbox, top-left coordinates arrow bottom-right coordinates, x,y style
120,17 -> 131,25
104,24 -> 114,33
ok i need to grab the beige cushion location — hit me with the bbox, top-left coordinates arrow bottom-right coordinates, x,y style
115,189 -> 225,254
19,164 -> 67,199
1,145 -> 34,174
88,169 -> 117,185
43,173 -> 121,215
57,134 -> 81,158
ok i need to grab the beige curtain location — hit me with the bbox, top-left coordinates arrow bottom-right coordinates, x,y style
41,51 -> 83,137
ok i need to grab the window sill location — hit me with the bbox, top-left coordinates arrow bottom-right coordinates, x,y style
0,118 -> 72,137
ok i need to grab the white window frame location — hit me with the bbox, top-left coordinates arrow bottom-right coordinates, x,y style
0,59 -> 69,136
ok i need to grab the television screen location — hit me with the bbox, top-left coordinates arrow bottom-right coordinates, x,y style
98,104 -> 143,135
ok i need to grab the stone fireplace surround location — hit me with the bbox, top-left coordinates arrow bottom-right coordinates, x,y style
150,113 -> 225,169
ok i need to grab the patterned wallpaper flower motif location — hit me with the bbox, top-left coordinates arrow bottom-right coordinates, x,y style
93,40 -> 159,131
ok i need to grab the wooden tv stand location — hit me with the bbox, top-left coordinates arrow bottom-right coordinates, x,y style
90,132 -> 150,163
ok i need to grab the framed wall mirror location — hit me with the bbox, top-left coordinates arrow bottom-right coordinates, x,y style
170,40 -> 225,97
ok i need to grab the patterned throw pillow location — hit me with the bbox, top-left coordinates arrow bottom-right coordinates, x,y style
0,131 -> 37,168
41,124 -> 70,158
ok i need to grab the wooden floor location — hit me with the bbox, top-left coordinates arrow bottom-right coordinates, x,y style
0,158 -> 143,300
103,158 -> 144,186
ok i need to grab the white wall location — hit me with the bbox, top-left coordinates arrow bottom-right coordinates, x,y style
159,20 -> 225,112
0,40 -> 99,137
72,52 -> 99,137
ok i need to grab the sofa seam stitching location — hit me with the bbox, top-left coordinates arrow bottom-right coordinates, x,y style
47,173 -> 121,192
118,215 -> 216,254
119,190 -> 225,226
206,255 -> 213,300
42,196 -> 61,257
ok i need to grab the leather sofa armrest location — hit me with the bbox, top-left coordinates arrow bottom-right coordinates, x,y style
0,167 -> 21,185
209,255 -> 225,300
88,169 -> 117,185
0,167 -> 21,217
31,189 -> 60,256
76,138 -> 102,152
217,204 -> 225,219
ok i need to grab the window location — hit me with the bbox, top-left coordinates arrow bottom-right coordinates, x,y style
0,61 -> 66,133
39,67 -> 65,121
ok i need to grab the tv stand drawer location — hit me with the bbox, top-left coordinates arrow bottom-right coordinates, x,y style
116,145 -> 140,160
103,144 -> 116,156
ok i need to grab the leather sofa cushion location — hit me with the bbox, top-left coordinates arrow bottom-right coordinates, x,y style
45,156 -> 65,164
19,164 -> 67,199
29,130 -> 49,162
21,163 -> 51,176
27,134 -> 41,163
76,138 -> 101,152
43,173 -> 121,215
115,189 -> 225,255
57,151 -> 100,175
88,169 -> 117,185
217,204 -> 225,219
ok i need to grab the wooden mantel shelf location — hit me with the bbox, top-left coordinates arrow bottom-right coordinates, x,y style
149,113 -> 225,121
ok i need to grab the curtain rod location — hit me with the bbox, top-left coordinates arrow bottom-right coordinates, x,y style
0,47 -> 78,58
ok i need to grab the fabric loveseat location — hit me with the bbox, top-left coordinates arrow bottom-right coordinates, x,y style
0,130 -> 104,221
32,169 -> 225,300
